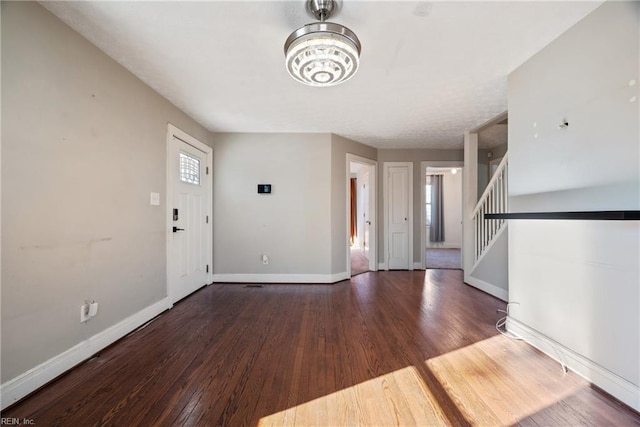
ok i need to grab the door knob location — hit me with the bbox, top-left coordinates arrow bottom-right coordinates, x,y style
366,221 -> 371,225
172,227 -> 185,232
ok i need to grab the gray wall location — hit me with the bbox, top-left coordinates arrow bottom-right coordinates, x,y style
1,2 -> 212,382
211,133 -> 333,276
210,133 -> 377,279
477,149 -> 490,199
377,149 -> 464,265
508,0 -> 639,403
478,143 -> 507,200
468,228 -> 508,291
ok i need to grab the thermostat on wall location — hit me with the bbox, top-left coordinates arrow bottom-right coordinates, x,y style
257,184 -> 272,194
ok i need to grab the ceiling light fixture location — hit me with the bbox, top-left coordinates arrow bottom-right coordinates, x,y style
284,0 -> 361,87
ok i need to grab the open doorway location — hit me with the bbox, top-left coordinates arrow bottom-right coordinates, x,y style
347,155 -> 377,277
421,163 -> 463,270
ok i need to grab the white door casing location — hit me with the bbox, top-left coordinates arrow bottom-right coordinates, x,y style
362,169 -> 370,260
384,162 -> 413,270
167,125 -> 212,304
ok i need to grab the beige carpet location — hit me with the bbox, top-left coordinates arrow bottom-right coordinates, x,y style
350,247 -> 370,276
426,248 -> 461,270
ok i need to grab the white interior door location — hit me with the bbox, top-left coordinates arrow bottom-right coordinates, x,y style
386,163 -> 412,270
361,170 -> 370,260
168,130 -> 211,303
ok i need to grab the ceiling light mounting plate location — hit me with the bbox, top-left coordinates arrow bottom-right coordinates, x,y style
307,0 -> 340,21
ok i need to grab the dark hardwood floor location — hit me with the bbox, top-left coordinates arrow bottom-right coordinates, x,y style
3,270 -> 639,426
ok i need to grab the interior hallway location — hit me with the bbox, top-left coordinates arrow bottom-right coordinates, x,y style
426,248 -> 462,270
350,246 -> 369,276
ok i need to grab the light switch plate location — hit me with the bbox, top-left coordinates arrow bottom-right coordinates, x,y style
150,192 -> 160,206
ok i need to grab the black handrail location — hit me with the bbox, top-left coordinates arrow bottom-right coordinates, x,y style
484,211 -> 640,221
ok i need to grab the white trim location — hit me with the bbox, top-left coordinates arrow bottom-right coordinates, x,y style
462,132 -> 479,280
166,124 -> 213,305
0,298 -> 170,410
464,276 -> 508,301
507,317 -> 640,412
420,161 -> 464,270
413,262 -> 423,270
346,154 -> 378,277
383,162 -> 413,271
212,273 -> 349,284
378,262 -> 387,270
469,111 -> 508,134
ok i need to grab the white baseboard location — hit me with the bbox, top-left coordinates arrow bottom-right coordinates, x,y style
507,317 -> 640,412
332,272 -> 350,282
464,276 -> 508,302
0,298 -> 171,410
377,262 -> 423,271
212,273 -> 348,284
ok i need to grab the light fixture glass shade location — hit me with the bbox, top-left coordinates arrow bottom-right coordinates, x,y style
285,22 -> 361,87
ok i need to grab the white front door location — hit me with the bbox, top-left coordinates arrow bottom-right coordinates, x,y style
361,170 -> 370,260
168,127 -> 212,304
386,163 -> 412,270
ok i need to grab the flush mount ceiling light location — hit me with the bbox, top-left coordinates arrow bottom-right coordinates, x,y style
284,0 -> 361,87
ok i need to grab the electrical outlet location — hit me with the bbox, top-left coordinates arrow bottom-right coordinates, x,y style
89,301 -> 99,317
262,254 -> 269,265
80,303 -> 90,323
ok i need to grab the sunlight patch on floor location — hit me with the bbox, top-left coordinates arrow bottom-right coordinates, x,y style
258,366 -> 448,426
260,335 -> 596,426
425,335 -> 587,425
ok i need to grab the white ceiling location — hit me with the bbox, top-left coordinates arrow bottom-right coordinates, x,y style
41,1 -> 602,149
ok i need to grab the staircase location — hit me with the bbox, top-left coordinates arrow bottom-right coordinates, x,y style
471,153 -> 508,268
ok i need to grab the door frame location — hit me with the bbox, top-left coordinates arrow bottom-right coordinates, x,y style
360,168 -> 371,260
346,154 -> 377,276
420,161 -> 464,270
383,162 -> 413,271
166,124 -> 213,306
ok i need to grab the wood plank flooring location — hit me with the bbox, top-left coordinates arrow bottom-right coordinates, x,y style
425,248 -> 461,270
350,246 -> 369,276
3,270 -> 639,426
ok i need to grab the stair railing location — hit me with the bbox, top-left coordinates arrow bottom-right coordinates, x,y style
471,153 -> 509,265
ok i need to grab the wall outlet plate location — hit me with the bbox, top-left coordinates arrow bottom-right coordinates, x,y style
80,304 -> 90,322
89,302 -> 99,317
